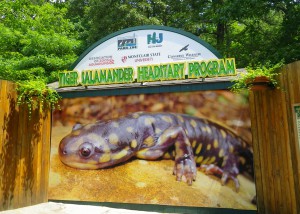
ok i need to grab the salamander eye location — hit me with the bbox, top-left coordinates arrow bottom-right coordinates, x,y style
79,142 -> 94,158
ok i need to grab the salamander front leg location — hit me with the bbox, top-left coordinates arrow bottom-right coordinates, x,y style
162,127 -> 197,185
136,126 -> 197,185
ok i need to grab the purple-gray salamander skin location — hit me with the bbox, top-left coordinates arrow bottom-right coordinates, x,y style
59,112 -> 253,189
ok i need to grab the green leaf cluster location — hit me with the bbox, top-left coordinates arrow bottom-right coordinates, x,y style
16,80 -> 61,118
230,61 -> 283,93
0,0 -> 82,113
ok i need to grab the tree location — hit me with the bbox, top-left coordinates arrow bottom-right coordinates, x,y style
0,0 -> 82,83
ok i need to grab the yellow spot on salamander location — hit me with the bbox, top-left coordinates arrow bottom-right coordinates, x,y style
207,144 -> 211,150
195,143 -> 202,155
175,141 -> 184,157
171,132 -> 178,139
177,115 -> 184,123
112,122 -> 119,128
213,139 -> 219,148
87,133 -> 104,142
185,129 -> 189,135
206,126 -> 212,134
190,119 -> 197,128
163,152 -> 172,159
219,149 -> 224,157
86,159 -> 98,165
239,157 -> 246,165
185,139 -> 191,146
192,140 -> 197,148
220,129 -> 227,139
112,149 -> 128,160
229,144 -> 234,153
222,156 -> 229,167
155,128 -> 162,134
126,127 -> 134,133
144,136 -> 155,147
132,112 -> 140,118
196,156 -> 204,164
99,153 -> 111,163
242,141 -> 247,148
162,116 -> 172,123
201,126 -> 207,133
144,117 -> 156,126
130,139 -> 137,149
71,130 -> 82,136
201,157 -> 210,165
208,156 -> 216,164
83,124 -> 94,131
109,133 -> 119,145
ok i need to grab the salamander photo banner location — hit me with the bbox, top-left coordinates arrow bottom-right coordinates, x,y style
49,90 -> 256,210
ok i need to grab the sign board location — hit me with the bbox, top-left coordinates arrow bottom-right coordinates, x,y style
49,90 -> 256,210
58,26 -> 236,87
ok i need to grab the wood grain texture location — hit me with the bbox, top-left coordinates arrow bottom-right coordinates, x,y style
249,61 -> 300,214
0,80 -> 51,211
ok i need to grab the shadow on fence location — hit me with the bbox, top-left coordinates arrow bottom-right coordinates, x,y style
0,80 -> 51,211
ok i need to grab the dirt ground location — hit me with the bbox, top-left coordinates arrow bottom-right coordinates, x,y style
48,125 -> 256,210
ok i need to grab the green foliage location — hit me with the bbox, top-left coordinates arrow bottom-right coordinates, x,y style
79,0 -> 299,67
0,0 -> 82,112
0,0 -> 81,84
0,0 -> 299,112
16,80 -> 61,118
230,61 -> 284,93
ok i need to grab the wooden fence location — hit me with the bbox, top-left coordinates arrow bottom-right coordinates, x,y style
1,62 -> 300,213
0,80 -> 51,211
249,61 -> 300,214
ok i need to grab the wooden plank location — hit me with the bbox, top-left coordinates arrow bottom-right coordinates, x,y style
0,80 -> 10,210
34,106 -> 43,204
19,104 -> 32,207
0,80 -> 7,210
40,109 -> 51,202
282,63 -> 297,213
293,62 -> 300,213
270,90 -> 287,213
249,92 -> 264,213
284,63 -> 300,213
6,81 -> 19,210
255,91 -> 270,213
30,106 -> 39,205
262,90 -> 276,214
12,87 -> 22,209
281,65 -> 295,213
0,80 -> 52,211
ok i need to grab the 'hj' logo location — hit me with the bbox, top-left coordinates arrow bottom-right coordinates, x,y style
147,32 -> 163,44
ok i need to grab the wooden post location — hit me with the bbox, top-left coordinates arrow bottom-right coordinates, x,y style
249,61 -> 300,214
0,80 -> 51,211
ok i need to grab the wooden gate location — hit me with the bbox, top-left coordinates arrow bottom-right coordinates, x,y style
250,61 -> 300,214
1,61 -> 300,213
0,80 -> 51,211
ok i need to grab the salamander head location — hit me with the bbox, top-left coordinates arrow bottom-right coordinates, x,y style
58,122 -> 133,169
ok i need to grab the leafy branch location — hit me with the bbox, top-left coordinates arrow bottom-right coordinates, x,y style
16,80 -> 61,118
230,61 -> 283,93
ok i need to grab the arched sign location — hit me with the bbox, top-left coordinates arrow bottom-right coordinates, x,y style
59,26 -> 236,87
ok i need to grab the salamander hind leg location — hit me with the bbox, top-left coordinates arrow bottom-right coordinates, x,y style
200,155 -> 240,192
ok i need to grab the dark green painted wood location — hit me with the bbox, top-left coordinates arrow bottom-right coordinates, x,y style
58,82 -> 233,98
50,200 -> 256,214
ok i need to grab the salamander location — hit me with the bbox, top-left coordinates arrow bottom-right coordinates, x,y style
59,112 -> 253,190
